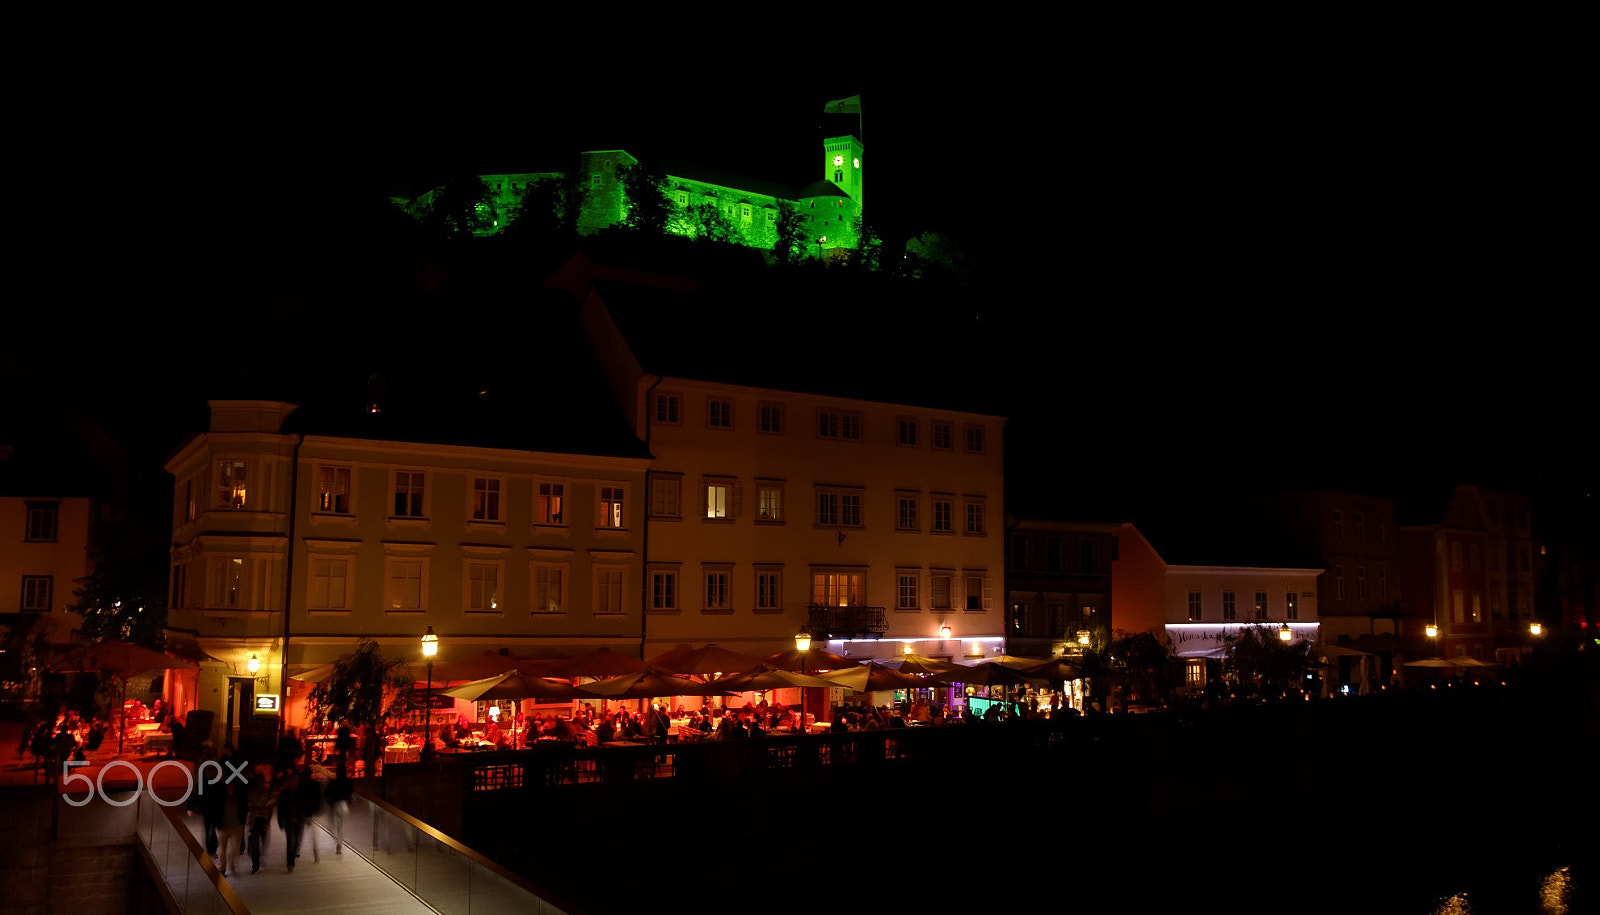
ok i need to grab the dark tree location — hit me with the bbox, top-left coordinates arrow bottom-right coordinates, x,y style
616,162 -> 673,236
419,174 -> 498,240
773,201 -> 810,266
1224,625 -> 1313,699
685,202 -> 742,244
507,173 -> 588,241
67,504 -> 170,650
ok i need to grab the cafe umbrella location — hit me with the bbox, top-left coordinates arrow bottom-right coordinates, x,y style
543,647 -> 653,679
763,646 -> 857,672
879,653 -> 961,676
647,643 -> 766,679
440,669 -> 590,748
49,639 -> 200,755
575,666 -> 721,701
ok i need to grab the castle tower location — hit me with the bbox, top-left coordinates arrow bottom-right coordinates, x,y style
821,135 -> 864,213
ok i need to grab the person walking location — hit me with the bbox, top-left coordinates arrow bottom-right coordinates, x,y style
246,769 -> 275,875
295,766 -> 326,863
276,769 -> 304,872
324,772 -> 354,854
215,778 -> 248,877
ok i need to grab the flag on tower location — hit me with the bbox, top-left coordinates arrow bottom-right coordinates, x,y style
823,94 -> 861,115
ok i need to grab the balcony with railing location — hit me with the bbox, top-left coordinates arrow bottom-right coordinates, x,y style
805,604 -> 888,639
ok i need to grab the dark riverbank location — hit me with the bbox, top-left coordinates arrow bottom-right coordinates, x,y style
427,670 -> 1595,915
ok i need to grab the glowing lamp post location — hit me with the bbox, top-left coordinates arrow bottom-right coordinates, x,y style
795,626 -> 811,732
1529,622 -> 1543,637
247,653 -> 260,675
1278,623 -> 1293,643
420,626 -> 439,761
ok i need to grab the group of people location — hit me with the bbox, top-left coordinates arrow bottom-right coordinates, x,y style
190,744 -> 355,877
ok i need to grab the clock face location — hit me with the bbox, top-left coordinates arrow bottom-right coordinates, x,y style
853,157 -> 860,168
833,154 -> 844,167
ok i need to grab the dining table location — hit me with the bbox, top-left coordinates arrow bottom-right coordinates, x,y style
384,742 -> 420,764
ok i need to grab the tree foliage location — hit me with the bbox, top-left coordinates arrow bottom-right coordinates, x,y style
616,162 -> 673,235
419,174 -> 498,240
842,215 -> 884,272
1224,625 -> 1313,699
307,637 -> 414,732
508,173 -> 587,241
773,200 -> 811,266
67,509 -> 169,649
683,202 -> 742,244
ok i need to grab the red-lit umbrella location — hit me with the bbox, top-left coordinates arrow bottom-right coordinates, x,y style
817,662 -> 924,694
575,666 -> 720,700
648,644 -> 766,678
50,639 -> 199,755
879,653 -> 960,676
764,647 -> 857,672
710,664 -> 841,693
431,650 -> 570,683
440,669 -> 589,749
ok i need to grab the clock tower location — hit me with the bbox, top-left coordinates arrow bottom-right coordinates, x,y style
822,135 -> 864,214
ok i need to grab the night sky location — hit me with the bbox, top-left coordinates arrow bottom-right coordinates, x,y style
9,32 -> 1589,526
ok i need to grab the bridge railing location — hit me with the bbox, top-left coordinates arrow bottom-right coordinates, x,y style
344,782 -> 585,915
133,789 -> 250,915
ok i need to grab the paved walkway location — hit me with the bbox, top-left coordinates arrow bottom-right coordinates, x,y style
3,722 -> 436,915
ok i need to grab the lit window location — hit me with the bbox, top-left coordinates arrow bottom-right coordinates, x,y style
1254,592 -> 1268,620
316,467 -> 351,514
756,482 -> 783,523
706,481 -> 732,519
218,461 -> 248,509
538,482 -> 566,525
812,571 -> 864,607
1286,592 -> 1299,620
598,486 -> 626,529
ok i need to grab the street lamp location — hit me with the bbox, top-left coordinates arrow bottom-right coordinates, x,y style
421,626 -> 439,761
795,626 -> 811,733
1278,623 -> 1293,643
1530,622 -> 1543,637
247,653 -> 260,674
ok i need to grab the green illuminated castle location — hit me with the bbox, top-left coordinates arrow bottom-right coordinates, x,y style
410,134 -> 865,255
